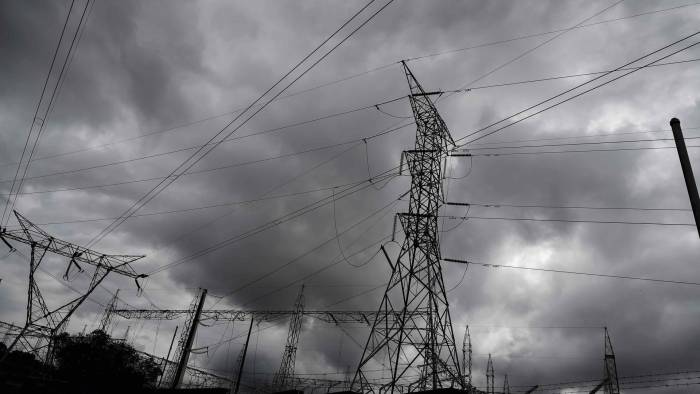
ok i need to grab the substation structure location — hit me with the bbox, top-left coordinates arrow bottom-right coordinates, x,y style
0,211 -> 146,364
0,63 -> 624,394
108,285 -> 430,392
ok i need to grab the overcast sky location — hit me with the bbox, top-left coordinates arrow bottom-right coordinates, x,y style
1,0 -> 700,392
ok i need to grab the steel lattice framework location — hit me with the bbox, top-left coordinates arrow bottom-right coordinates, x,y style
604,328 -> 620,394
0,211 -> 145,361
352,62 -> 462,393
272,285 -> 305,390
111,308 -> 424,325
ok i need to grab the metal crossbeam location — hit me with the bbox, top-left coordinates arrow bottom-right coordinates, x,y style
0,211 -> 145,362
112,309 -> 425,325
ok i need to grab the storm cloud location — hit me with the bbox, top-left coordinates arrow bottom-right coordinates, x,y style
1,0 -> 700,392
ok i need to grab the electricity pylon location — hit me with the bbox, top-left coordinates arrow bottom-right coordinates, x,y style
503,374 -> 510,394
162,288 -> 207,389
486,354 -> 494,394
0,211 -> 145,362
463,325 -> 472,389
603,328 -> 620,394
352,61 -> 462,393
273,285 -> 305,390
99,288 -> 120,332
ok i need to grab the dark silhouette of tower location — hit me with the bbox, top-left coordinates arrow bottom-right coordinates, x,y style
352,62 -> 462,393
604,328 -> 620,394
273,285 -> 305,390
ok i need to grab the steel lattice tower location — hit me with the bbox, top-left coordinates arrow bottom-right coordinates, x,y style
99,289 -> 120,333
603,328 -> 620,394
352,62 -> 462,393
162,288 -> 207,388
0,211 -> 145,364
463,325 -> 472,389
503,374 -> 510,394
273,285 -> 305,390
486,354 -> 494,394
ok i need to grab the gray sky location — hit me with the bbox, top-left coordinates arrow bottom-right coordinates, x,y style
1,0 -> 700,392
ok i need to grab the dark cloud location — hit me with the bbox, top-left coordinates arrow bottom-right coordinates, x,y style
1,0 -> 700,392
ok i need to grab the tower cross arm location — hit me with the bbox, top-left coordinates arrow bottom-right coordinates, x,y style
1,211 -> 145,279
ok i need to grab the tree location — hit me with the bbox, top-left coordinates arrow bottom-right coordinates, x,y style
52,329 -> 161,393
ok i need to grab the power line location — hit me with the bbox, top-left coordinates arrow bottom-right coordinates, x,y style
2,180 -> 388,227
240,234 -> 391,308
1,0 -> 76,226
204,195 -> 400,309
446,0 -> 625,97
466,126 -> 699,147
0,95 -> 405,172
443,257 -> 700,287
448,58 -> 700,93
445,201 -> 691,212
404,2 -> 700,63
456,144 -> 700,157
441,214 -> 695,227
3,1 -> 690,177
455,136 -> 700,151
147,170 -> 400,275
84,0 -> 395,249
4,0 -> 92,227
0,121 -> 409,186
453,31 -> 700,146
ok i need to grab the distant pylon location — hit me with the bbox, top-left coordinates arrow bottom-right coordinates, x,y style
463,325 -> 472,389
99,289 -> 120,332
273,285 -> 305,390
603,328 -> 620,394
486,354 -> 494,394
352,61 -> 462,393
162,288 -> 207,388
503,374 -> 510,394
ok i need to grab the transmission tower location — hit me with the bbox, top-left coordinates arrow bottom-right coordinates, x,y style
603,328 -> 620,394
0,211 -> 145,363
503,374 -> 510,394
486,354 -> 494,394
353,61 -> 462,393
463,325 -> 472,389
99,288 -> 120,333
273,285 -> 305,390
162,288 -> 207,389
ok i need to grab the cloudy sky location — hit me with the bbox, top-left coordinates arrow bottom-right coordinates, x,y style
1,0 -> 700,392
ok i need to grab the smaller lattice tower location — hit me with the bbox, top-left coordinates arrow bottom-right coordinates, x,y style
603,328 -> 620,394
273,285 -> 305,390
486,354 -> 494,394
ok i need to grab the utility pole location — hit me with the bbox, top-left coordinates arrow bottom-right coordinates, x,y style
273,285 -> 305,390
99,289 -> 120,332
603,328 -> 620,394
353,61 -> 462,393
168,288 -> 207,389
233,317 -> 255,394
670,118 -> 700,238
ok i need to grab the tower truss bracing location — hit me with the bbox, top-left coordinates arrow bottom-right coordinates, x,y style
486,354 -> 494,394
273,285 -> 305,390
463,325 -> 472,389
0,211 -> 145,362
112,308 -> 425,325
352,62 -> 462,393
162,288 -> 207,388
99,288 -> 120,333
603,328 -> 620,394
